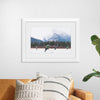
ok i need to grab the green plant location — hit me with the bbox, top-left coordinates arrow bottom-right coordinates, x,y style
83,69 -> 100,82
83,35 -> 100,82
91,35 -> 100,55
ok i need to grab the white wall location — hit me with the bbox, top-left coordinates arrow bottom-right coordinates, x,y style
0,0 -> 100,99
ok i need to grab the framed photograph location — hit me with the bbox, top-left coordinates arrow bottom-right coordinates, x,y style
22,18 -> 80,62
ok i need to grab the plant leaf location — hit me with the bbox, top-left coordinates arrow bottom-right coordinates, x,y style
92,39 -> 100,45
93,69 -> 100,73
83,72 -> 100,82
93,69 -> 97,72
96,45 -> 100,55
91,35 -> 99,42
91,35 -> 100,55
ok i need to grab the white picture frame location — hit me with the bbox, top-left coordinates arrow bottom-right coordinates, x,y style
22,18 -> 80,62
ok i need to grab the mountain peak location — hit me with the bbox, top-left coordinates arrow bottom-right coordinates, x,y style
46,33 -> 71,42
31,37 -> 43,43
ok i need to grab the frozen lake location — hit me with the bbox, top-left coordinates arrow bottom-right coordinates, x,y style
30,48 -> 71,54
26,48 -> 74,59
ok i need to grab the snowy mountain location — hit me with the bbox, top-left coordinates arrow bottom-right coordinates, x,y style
31,37 -> 43,43
44,33 -> 71,42
31,33 -> 71,44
